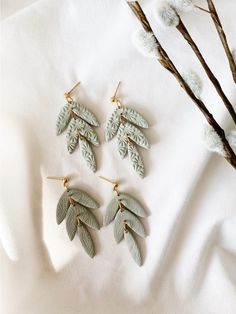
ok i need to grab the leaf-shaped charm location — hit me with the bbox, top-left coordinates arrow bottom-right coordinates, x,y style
56,103 -> 71,135
80,137 -> 96,172
105,108 -> 122,141
78,224 -> 95,258
66,204 -> 83,240
128,142 -> 145,178
122,106 -> 148,128
71,102 -> 99,127
117,123 -> 128,158
123,210 -> 146,237
75,117 -> 99,146
118,193 -> 147,217
103,196 -> 119,226
76,204 -> 100,230
66,118 -> 79,153
56,190 -> 70,224
124,231 -> 142,266
113,210 -> 125,243
124,122 -> 149,149
68,188 -> 99,209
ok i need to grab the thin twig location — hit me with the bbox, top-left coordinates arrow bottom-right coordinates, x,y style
127,1 -> 236,170
195,5 -> 210,14
207,0 -> 236,83
175,14 -> 236,124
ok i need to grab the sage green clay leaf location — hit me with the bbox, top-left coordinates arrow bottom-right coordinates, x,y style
127,142 -> 145,178
71,101 -> 99,127
124,122 -> 149,149
66,204 -> 83,240
122,106 -> 148,128
125,231 -> 142,266
123,210 -> 146,238
56,190 -> 70,224
66,118 -> 79,153
117,123 -> 128,158
75,117 -> 99,146
113,210 -> 124,244
80,137 -> 96,172
78,224 -> 95,258
103,196 -> 119,226
119,193 -> 147,217
77,205 -> 100,230
56,103 -> 71,135
105,108 -> 122,141
68,188 -> 99,209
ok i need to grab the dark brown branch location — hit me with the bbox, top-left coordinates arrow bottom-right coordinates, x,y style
207,0 -> 236,83
127,1 -> 236,170
176,15 -> 236,124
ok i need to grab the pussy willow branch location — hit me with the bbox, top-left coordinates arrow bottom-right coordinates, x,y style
207,0 -> 236,83
127,1 -> 236,170
175,14 -> 236,125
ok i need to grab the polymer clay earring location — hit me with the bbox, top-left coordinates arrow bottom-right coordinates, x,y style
105,82 -> 150,178
56,81 -> 99,172
47,176 -> 100,258
100,176 -> 148,266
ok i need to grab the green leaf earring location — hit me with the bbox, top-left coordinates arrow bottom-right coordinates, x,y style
100,176 -> 148,266
105,82 -> 150,178
56,81 -> 99,172
47,176 -> 100,258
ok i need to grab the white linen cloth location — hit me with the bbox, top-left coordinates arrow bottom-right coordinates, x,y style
1,0 -> 236,313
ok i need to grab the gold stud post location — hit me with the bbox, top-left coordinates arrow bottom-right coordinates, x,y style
47,176 -> 69,188
110,81 -> 122,108
64,81 -> 81,102
99,176 -> 119,195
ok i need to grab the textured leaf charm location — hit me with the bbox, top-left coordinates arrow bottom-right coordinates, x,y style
76,204 -> 100,230
113,210 -> 124,243
71,102 -> 99,127
118,193 -> 147,217
75,118 -> 99,146
66,118 -> 79,153
56,190 -> 70,224
122,210 -> 146,237
122,107 -> 148,128
105,108 -> 122,141
125,231 -> 142,266
56,103 -> 71,135
105,104 -> 150,177
103,197 -> 119,226
55,99 -> 100,172
128,142 -> 145,178
68,188 -> 99,209
80,137 -> 96,172
66,205 -> 81,241
78,224 -> 95,258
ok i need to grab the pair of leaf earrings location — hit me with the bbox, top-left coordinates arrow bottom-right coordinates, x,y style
47,176 -> 148,266
56,81 -> 150,178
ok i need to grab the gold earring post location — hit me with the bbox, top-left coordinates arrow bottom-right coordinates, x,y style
110,81 -> 122,108
64,80 -> 81,102
99,176 -> 119,194
47,176 -> 69,188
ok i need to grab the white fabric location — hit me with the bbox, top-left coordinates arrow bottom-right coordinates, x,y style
1,0 -> 236,313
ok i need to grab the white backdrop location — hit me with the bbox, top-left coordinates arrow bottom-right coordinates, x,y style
1,0 -> 236,313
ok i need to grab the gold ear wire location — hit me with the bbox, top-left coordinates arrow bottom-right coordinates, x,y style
99,176 -> 119,195
110,81 -> 122,108
64,81 -> 81,103
47,176 -> 69,188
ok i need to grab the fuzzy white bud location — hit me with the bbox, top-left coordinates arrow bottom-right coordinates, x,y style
132,28 -> 159,58
155,2 -> 180,27
227,130 -> 236,154
202,125 -> 225,155
168,0 -> 194,12
184,70 -> 202,97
